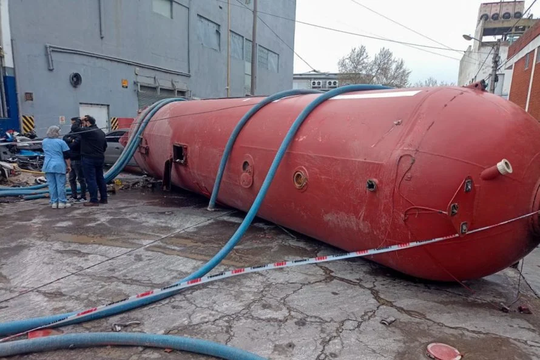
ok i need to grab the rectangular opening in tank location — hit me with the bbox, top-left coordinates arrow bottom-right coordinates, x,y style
173,144 -> 187,165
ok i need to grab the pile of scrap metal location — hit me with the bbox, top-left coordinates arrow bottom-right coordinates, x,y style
0,160 -> 45,187
0,161 -> 18,182
0,130 -> 44,171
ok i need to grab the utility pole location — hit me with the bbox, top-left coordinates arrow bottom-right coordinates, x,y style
226,0 -> 231,97
250,0 -> 258,95
489,39 -> 501,93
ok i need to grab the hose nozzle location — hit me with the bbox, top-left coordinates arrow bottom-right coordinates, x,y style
481,159 -> 513,181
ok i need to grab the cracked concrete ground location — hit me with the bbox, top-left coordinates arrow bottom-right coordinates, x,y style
1,185 -> 540,359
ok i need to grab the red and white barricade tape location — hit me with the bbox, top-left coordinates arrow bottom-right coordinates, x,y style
1,210 -> 538,342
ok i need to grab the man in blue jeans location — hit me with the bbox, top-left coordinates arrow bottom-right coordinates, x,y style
72,115 -> 108,206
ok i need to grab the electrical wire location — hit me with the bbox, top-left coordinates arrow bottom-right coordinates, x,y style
349,0 -> 457,52
347,0 -> 486,66
233,0 -> 316,71
508,0 -> 538,39
334,16 -> 466,63
332,16 -> 466,64
487,0 -> 538,77
226,0 -> 497,68
259,15 -> 317,71
224,0 -> 463,52
474,46 -> 494,81
293,19 -> 463,52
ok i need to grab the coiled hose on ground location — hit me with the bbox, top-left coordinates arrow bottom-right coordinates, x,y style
0,333 -> 265,359
0,85 -> 391,357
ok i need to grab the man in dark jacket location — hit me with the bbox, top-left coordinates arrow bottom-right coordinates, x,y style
63,117 -> 87,202
72,115 -> 108,206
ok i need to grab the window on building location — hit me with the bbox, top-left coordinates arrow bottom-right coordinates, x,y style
153,0 -> 172,18
537,48 -> 540,64
245,39 -> 253,63
268,51 -> 279,72
197,15 -> 221,51
257,46 -> 279,73
231,32 -> 244,60
258,47 -> 269,71
245,73 -> 251,94
525,52 -> 530,70
244,39 -> 252,94
137,85 -> 187,110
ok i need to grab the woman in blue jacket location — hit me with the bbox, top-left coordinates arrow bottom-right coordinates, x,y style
42,126 -> 72,208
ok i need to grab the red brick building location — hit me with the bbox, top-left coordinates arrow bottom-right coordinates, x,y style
508,21 -> 540,119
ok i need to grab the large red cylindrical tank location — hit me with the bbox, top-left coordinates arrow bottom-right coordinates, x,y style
131,87 -> 540,281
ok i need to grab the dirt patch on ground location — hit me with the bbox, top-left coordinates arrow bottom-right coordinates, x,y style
395,320 -> 536,360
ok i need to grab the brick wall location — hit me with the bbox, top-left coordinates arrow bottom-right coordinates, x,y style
507,19 -> 540,120
508,21 -> 540,58
509,51 -> 534,110
528,58 -> 540,119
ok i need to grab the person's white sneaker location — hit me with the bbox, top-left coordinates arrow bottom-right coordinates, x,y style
58,202 -> 72,209
51,203 -> 58,209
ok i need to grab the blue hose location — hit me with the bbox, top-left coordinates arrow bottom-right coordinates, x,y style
0,184 -> 47,191
208,89 -> 321,210
0,85 -> 389,338
183,84 -> 391,282
0,333 -> 265,359
0,98 -> 186,198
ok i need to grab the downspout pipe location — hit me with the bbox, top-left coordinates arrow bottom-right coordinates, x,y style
98,0 -> 104,39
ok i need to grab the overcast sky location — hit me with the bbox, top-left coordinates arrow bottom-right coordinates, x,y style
293,0 -> 540,84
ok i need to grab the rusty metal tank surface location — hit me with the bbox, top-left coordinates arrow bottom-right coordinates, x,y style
131,87 -> 540,281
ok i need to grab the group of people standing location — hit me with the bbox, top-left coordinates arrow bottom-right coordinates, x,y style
41,115 -> 108,208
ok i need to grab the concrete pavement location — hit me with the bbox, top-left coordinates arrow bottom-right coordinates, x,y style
1,187 -> 540,359
523,247 -> 540,298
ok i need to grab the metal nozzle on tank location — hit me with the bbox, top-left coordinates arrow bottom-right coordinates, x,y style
481,159 -> 513,181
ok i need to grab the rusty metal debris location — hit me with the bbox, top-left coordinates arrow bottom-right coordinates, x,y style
112,321 -> 141,332
380,317 -> 396,326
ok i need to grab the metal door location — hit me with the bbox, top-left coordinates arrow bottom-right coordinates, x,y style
79,103 -> 109,131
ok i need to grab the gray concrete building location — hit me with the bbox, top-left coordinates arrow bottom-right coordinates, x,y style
293,71 -> 340,91
0,0 -> 296,135
457,1 -> 538,99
